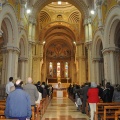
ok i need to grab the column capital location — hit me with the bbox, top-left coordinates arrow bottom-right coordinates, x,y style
83,18 -> 88,25
93,57 -> 103,62
20,0 -> 27,4
1,45 -> 20,53
76,41 -> 83,46
33,55 -> 43,61
19,57 -> 28,61
96,0 -> 102,6
29,40 -> 35,45
38,41 -> 44,45
85,41 -> 92,50
102,47 -> 120,54
29,16 -> 37,25
88,17 -> 92,24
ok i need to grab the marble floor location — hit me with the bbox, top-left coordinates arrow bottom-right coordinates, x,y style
42,98 -> 89,120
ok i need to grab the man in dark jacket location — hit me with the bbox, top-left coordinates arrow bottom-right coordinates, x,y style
81,83 -> 89,114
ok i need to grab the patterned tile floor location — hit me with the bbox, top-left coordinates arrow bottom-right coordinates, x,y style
42,98 -> 89,120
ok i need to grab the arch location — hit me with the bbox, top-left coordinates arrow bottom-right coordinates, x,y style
19,29 -> 28,58
39,10 -> 51,23
0,4 -> 18,46
39,21 -> 78,41
104,6 -> 120,48
33,0 -> 88,18
92,30 -> 103,58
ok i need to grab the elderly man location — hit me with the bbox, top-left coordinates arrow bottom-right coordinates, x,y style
5,79 -> 31,120
23,77 -> 39,106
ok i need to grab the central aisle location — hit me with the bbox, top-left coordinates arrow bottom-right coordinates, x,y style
42,98 -> 89,120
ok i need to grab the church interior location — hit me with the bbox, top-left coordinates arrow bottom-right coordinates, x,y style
0,0 -> 120,120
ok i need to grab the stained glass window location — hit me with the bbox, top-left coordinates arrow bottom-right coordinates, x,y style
57,62 -> 60,77
49,62 -> 53,77
65,62 -> 68,77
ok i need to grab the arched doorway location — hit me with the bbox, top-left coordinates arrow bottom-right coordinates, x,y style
114,21 -> 120,84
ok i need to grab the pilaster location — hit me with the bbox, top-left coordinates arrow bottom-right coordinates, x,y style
85,41 -> 93,82
84,19 -> 89,42
96,0 -> 103,27
102,47 -> 120,85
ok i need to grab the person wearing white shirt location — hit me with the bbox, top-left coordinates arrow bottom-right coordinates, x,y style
35,92 -> 42,104
6,77 -> 14,95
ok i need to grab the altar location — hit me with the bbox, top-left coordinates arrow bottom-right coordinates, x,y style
53,88 -> 68,98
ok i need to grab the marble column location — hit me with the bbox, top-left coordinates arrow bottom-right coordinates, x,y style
88,18 -> 92,41
20,0 -> 26,26
24,59 -> 28,80
28,22 -> 32,41
109,51 -> 115,84
32,20 -> 36,41
28,41 -> 34,77
102,49 -> 111,84
39,41 -> 43,81
96,0 -> 103,27
76,42 -> 86,85
115,52 -> 120,84
93,58 -> 101,84
7,49 -> 13,82
84,19 -> 89,42
1,50 -> 7,84
70,57 -> 74,83
86,42 -> 93,82
12,48 -> 19,80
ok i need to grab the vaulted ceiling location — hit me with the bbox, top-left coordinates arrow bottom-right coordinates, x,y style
26,0 -> 94,58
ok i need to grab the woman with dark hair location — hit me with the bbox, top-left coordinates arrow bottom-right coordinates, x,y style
113,85 -> 120,102
102,83 -> 111,102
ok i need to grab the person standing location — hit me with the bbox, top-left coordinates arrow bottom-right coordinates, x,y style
87,82 -> 99,120
5,79 -> 31,120
113,85 -> 120,102
6,77 -> 14,95
81,83 -> 89,114
23,77 -> 39,106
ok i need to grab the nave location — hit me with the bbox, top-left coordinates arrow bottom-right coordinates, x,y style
42,98 -> 89,120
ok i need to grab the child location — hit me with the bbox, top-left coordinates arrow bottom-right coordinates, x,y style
76,92 -> 82,111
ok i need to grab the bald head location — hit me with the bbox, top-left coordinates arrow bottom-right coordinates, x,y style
27,77 -> 32,83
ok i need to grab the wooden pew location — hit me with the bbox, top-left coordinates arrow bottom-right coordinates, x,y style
31,106 -> 35,120
103,106 -> 120,120
0,105 -> 5,119
36,98 -> 46,120
115,110 -> 120,120
36,96 -> 51,120
95,102 -> 120,120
